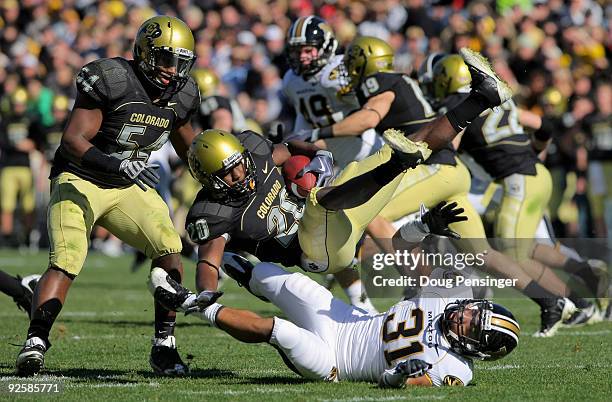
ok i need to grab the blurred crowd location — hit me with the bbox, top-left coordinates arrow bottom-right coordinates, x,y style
0,0 -> 610,254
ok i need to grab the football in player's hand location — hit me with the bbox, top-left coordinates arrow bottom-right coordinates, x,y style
282,155 -> 316,198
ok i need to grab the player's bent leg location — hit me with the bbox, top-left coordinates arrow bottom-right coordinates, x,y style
99,186 -> 186,375
269,317 -> 337,380
495,165 -> 552,261
250,263 -> 361,340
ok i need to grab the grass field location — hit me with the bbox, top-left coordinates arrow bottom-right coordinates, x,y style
0,249 -> 610,401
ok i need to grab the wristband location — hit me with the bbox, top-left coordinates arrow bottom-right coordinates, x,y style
534,117 -> 554,142
81,146 -> 122,173
311,126 -> 333,141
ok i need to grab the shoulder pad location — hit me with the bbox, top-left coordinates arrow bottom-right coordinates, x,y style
175,77 -> 201,123
186,198 -> 235,243
76,58 -> 129,104
237,130 -> 273,157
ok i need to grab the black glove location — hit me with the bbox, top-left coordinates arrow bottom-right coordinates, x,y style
379,359 -> 432,388
184,290 -> 224,315
422,201 -> 468,239
118,160 -> 160,191
268,121 -> 285,143
297,150 -> 334,187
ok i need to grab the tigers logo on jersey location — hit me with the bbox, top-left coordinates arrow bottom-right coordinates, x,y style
443,375 -> 464,386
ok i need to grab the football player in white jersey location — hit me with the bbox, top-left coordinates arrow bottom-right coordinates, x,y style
281,16 -> 384,313
282,15 -> 383,170
149,203 -> 520,387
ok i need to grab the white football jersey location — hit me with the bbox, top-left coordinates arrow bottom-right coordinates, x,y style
336,282 -> 474,386
281,55 -> 383,168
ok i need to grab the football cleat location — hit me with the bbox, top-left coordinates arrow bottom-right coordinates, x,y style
221,252 -> 268,301
459,48 -> 513,108
383,129 -> 432,171
148,268 -> 197,312
563,303 -> 602,327
149,335 -> 189,376
605,301 -> 612,321
16,336 -> 47,377
14,274 -> 41,318
533,298 -> 576,337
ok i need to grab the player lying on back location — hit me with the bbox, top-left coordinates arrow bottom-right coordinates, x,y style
149,202 -> 519,386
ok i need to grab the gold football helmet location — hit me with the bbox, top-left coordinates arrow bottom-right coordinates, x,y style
431,54 -> 471,102
187,129 -> 257,201
540,88 -> 567,117
192,68 -> 219,97
133,16 -> 196,93
344,36 -> 394,91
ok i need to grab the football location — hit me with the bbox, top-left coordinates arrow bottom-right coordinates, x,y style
282,155 -> 316,198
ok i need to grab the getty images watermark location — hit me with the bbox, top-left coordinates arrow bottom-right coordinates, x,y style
369,249 -> 518,289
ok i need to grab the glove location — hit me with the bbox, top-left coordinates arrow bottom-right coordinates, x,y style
379,359 -> 432,388
118,160 -> 160,191
421,201 -> 468,239
267,121 -> 285,143
297,150 -> 334,187
184,290 -> 224,315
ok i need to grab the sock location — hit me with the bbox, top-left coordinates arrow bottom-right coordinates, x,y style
522,280 -> 558,309
445,93 -> 489,132
563,259 -> 599,294
371,158 -> 405,186
154,268 -> 181,339
0,270 -> 26,299
344,281 -> 363,305
568,291 -> 590,309
27,298 -> 63,347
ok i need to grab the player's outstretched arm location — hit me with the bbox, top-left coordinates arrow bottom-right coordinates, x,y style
303,91 -> 394,141
195,237 -> 226,292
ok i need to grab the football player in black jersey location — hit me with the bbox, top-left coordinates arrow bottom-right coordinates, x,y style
182,44 -> 513,297
16,16 -> 200,377
431,54 -> 604,334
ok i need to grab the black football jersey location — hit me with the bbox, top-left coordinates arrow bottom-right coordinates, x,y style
355,72 -> 455,166
198,95 -> 232,130
51,57 -> 199,188
186,131 -> 305,267
459,99 -> 538,179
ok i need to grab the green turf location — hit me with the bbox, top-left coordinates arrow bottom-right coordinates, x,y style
0,250 -> 610,401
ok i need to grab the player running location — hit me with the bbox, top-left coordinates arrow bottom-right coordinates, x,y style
16,16 -> 200,377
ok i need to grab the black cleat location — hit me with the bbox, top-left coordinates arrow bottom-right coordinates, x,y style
460,48 -> 513,108
149,336 -> 189,376
220,252 -> 268,301
148,268 -> 196,312
534,298 -> 576,337
16,337 -> 47,377
563,303 -> 602,327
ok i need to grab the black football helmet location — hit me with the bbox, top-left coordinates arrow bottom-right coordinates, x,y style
441,299 -> 520,361
286,15 -> 337,77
